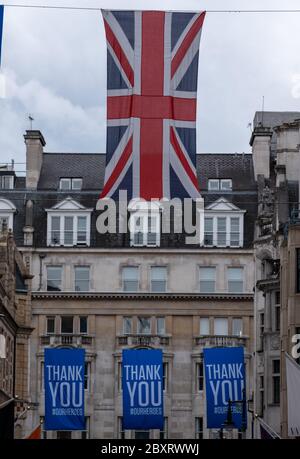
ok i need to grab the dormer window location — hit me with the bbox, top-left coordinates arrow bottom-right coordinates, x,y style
204,198 -> 245,247
0,175 -> 14,189
59,178 -> 82,191
0,198 -> 16,230
208,179 -> 232,191
46,198 -> 92,247
129,201 -> 160,247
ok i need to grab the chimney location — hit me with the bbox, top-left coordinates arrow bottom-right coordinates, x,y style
250,125 -> 272,180
24,130 -> 46,189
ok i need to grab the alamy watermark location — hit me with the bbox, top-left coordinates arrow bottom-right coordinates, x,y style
95,190 -> 205,245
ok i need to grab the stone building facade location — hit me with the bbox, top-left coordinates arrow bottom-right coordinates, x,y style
0,130 -> 257,439
0,228 -> 33,438
251,112 -> 300,438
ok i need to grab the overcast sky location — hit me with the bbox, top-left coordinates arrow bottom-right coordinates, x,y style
1,0 -> 300,168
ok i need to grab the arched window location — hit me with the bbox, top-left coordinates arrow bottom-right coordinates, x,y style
0,198 -> 16,231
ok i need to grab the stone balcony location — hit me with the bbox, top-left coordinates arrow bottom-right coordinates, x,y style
194,335 -> 248,347
117,334 -> 171,347
40,334 -> 94,347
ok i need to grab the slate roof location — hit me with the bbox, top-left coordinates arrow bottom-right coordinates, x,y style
0,152 -> 257,249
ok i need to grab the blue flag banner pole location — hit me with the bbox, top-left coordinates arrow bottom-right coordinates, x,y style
203,347 -> 247,430
44,348 -> 85,431
0,6 -> 4,68
122,349 -> 164,430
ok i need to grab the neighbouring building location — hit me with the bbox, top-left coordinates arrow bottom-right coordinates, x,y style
0,226 -> 33,439
0,129 -> 257,439
251,112 -> 300,438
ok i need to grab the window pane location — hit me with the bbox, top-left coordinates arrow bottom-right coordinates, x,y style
47,266 -> 62,291
200,318 -> 210,335
64,216 -> 73,245
204,217 -> 213,245
232,318 -> 243,336
151,267 -> 167,292
46,317 -> 55,334
199,267 -> 216,293
61,316 -> 74,334
221,179 -> 232,190
72,178 -> 82,190
230,217 -> 240,246
60,178 -> 71,190
208,179 -> 219,190
75,267 -> 90,291
123,267 -> 139,292
157,317 -> 165,335
214,318 -> 228,336
217,217 -> 226,246
51,216 -> 60,245
80,316 -> 87,334
228,267 -> 244,293
137,317 -> 151,334
123,317 -> 132,335
77,217 -> 87,243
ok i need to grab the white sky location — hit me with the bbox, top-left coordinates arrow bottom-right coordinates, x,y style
1,0 -> 300,168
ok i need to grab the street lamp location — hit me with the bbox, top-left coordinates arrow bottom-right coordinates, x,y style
219,389 -> 247,439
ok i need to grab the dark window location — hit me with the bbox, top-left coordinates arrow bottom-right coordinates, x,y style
84,362 -> 89,390
61,316 -> 74,334
196,362 -> 204,391
163,362 -> 168,392
80,316 -> 88,334
118,417 -> 125,439
275,305 -> 280,331
56,431 -> 72,439
297,249 -> 300,293
135,431 -> 150,439
195,417 -> 203,439
46,316 -> 55,335
272,360 -> 280,404
159,418 -> 168,439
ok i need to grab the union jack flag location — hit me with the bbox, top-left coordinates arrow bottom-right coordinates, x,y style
100,10 -> 206,200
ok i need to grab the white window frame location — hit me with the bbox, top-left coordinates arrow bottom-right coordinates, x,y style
227,267 -> 244,293
46,265 -> 63,292
137,316 -> 151,335
199,266 -> 216,293
0,198 -> 16,231
150,266 -> 167,292
122,266 -> 139,292
0,175 -> 14,189
129,201 -> 161,247
208,179 -> 220,191
203,212 -> 244,247
156,317 -> 166,335
214,318 -> 229,336
74,266 -> 90,292
220,179 -> 232,190
47,213 -> 91,247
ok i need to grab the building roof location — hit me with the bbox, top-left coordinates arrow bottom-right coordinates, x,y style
0,151 -> 257,249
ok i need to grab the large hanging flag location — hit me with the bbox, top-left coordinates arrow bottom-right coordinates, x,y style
286,352 -> 300,437
0,5 -> 4,67
100,10 -> 206,200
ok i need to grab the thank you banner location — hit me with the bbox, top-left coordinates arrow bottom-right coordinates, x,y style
122,349 -> 163,429
44,348 -> 85,431
203,347 -> 246,429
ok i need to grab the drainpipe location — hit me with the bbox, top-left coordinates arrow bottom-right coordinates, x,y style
38,254 -> 46,291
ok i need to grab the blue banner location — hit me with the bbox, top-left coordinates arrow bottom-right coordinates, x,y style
44,348 -> 85,431
203,347 -> 247,429
122,349 -> 163,430
0,6 -> 3,67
